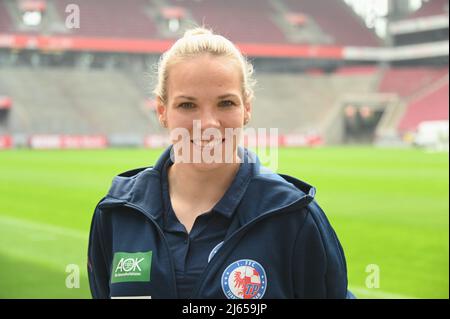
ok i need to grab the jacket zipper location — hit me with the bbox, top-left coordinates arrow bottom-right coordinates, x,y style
122,202 -> 179,298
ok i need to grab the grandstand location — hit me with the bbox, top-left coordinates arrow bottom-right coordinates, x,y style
378,67 -> 447,98
283,0 -> 381,46
0,0 -> 448,148
398,77 -> 449,132
389,0 -> 448,47
0,67 -> 158,135
410,0 -> 448,18
253,70 -> 378,135
0,0 -> 13,33
166,0 -> 288,43
53,0 -> 158,38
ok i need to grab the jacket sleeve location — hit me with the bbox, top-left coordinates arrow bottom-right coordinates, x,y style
87,206 -> 110,299
292,203 -> 348,298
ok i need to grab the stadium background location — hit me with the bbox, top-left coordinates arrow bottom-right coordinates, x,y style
0,0 -> 448,298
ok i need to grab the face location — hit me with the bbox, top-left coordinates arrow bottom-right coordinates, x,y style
157,54 -> 251,169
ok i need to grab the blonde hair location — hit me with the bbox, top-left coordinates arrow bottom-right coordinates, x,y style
153,27 -> 256,103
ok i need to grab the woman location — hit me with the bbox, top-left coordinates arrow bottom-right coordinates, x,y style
88,28 -> 350,299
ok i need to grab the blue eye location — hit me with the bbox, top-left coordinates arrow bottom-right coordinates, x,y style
178,102 -> 195,109
219,100 -> 236,107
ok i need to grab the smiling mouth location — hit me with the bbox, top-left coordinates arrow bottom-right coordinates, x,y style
191,138 -> 225,148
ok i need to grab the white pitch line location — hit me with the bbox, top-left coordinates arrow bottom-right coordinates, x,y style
0,214 -> 87,240
0,214 -> 89,273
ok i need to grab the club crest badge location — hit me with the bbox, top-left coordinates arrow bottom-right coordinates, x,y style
221,259 -> 267,299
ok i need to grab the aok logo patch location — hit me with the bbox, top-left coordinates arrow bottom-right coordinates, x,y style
111,251 -> 152,283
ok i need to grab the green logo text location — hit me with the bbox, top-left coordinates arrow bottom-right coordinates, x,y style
111,251 -> 152,283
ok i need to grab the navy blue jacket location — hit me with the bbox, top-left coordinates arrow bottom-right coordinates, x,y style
88,147 -> 349,299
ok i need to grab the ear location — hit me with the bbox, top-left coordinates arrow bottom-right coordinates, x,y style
156,96 -> 167,127
244,100 -> 252,124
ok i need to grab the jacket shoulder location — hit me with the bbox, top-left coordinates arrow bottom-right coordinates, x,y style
104,166 -> 156,201
277,173 -> 316,198
117,166 -> 153,177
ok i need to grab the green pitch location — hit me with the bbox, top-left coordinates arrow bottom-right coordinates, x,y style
0,147 -> 448,298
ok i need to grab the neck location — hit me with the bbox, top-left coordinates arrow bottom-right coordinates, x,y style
167,161 -> 240,205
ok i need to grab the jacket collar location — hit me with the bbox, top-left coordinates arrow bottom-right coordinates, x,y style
159,147 -> 255,219
99,146 -> 316,224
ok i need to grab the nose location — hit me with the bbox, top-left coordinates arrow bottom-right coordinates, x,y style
198,108 -> 221,129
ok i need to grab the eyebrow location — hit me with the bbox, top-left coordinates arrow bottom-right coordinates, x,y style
174,94 -> 239,101
174,95 -> 197,101
217,94 -> 239,99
